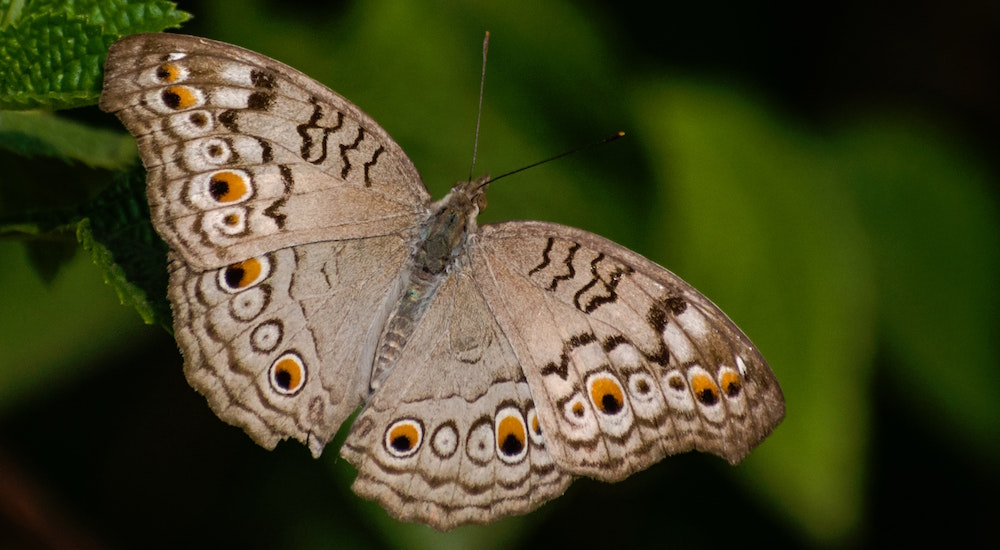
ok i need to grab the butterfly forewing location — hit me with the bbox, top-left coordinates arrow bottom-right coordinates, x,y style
100,33 -> 431,270
472,221 -> 785,478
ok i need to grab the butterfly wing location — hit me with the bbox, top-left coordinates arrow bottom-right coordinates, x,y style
341,264 -> 573,530
100,33 -> 432,455
170,238 -> 409,457
100,33 -> 430,270
471,221 -> 785,481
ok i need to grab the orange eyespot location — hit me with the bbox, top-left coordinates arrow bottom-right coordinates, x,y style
223,257 -> 264,290
495,409 -> 528,462
209,171 -> 249,203
720,370 -> 742,398
268,353 -> 306,395
385,419 -> 422,457
496,415 -> 526,455
531,413 -> 541,436
589,375 -> 625,415
571,402 -> 585,417
691,373 -> 719,406
161,86 -> 199,110
156,63 -> 182,82
218,256 -> 269,294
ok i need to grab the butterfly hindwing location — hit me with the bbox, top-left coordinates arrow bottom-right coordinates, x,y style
170,237 -> 410,457
342,266 -> 573,529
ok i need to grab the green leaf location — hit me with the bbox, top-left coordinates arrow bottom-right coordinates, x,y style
27,0 -> 191,35
0,109 -> 136,168
0,0 -> 190,110
76,165 -> 170,327
0,11 -> 113,109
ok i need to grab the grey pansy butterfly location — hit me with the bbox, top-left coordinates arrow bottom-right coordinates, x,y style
99,33 -> 784,530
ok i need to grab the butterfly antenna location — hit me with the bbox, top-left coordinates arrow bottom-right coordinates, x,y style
490,131 -> 626,183
468,31 -> 490,183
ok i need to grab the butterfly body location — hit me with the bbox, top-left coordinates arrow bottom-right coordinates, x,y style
100,33 -> 784,530
371,177 -> 486,389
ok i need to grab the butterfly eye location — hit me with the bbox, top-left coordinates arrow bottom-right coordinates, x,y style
587,374 -> 626,415
385,419 -> 423,458
268,352 -> 307,395
494,408 -> 528,463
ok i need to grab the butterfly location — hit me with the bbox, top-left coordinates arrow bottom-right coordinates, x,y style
99,33 -> 784,530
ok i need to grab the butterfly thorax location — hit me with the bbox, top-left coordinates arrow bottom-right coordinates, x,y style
369,176 -> 490,390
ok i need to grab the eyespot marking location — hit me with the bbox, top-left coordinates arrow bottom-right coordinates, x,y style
250,320 -> 283,353
219,256 -> 269,292
384,418 -> 423,458
561,393 -> 593,427
155,63 -> 185,83
268,352 -> 306,395
720,368 -> 742,398
161,85 -> 200,110
465,418 -> 494,465
661,370 -> 696,412
209,170 -> 251,203
495,408 -> 528,463
189,112 -> 209,127
691,372 -> 720,406
587,373 -> 626,415
430,421 -> 458,458
203,207 -> 248,237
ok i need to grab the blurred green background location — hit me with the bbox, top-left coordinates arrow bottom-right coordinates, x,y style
1,0 -> 998,548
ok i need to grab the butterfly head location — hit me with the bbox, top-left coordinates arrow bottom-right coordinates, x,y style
434,175 -> 491,234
